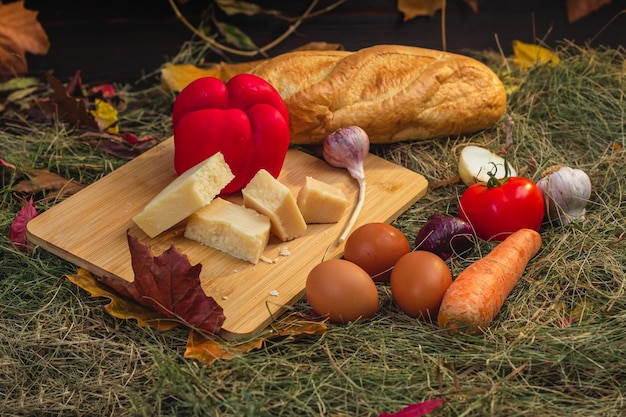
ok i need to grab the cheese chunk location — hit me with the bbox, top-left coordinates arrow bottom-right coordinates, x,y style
184,197 -> 270,264
133,152 -> 234,238
242,169 -> 307,241
297,176 -> 349,224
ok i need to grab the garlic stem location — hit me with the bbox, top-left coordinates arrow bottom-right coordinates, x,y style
322,126 -> 370,244
338,176 -> 366,243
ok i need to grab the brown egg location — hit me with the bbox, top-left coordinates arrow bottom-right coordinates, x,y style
343,222 -> 411,282
305,259 -> 379,324
390,250 -> 453,320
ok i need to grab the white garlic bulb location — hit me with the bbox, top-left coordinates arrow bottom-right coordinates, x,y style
536,165 -> 591,226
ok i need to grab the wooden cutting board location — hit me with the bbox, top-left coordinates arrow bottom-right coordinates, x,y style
27,137 -> 428,340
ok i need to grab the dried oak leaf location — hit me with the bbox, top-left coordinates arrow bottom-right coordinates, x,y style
40,72 -> 98,129
397,0 -> 478,22
97,233 -> 226,334
0,1 -> 50,78
185,312 -> 328,365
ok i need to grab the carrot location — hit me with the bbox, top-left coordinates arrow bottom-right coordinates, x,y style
437,228 -> 542,335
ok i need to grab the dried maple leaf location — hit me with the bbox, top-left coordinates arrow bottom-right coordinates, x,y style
397,0 -> 478,22
8,198 -> 37,252
39,72 -> 99,129
97,233 -> 226,334
185,312 -> 328,365
0,1 -> 49,79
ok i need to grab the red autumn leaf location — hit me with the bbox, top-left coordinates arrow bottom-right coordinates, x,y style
8,198 -> 37,252
0,1 -> 50,79
98,232 -> 226,334
379,399 -> 446,417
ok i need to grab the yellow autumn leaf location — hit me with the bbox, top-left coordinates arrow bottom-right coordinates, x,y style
160,61 -> 264,92
185,312 -> 328,365
512,40 -> 560,70
90,98 -> 119,134
66,268 -> 180,331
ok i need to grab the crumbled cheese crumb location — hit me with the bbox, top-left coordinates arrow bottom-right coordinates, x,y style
222,295 -> 229,300
269,290 -> 279,297
278,246 -> 291,256
260,255 -> 274,264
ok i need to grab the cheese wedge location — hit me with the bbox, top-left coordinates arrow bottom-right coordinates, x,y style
185,197 -> 270,264
242,169 -> 307,241
297,176 -> 349,224
132,152 -> 234,238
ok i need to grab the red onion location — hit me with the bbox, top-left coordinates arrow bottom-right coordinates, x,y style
414,213 -> 475,260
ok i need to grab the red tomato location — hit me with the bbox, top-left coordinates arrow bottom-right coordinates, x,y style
458,176 -> 544,242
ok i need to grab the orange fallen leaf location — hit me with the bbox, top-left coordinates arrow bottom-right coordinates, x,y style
185,312 -> 328,365
0,1 -> 49,78
67,268 -> 180,331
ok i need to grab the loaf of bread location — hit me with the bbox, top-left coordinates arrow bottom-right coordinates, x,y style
250,44 -> 507,144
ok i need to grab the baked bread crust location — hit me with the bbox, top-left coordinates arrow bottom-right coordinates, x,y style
251,45 -> 507,144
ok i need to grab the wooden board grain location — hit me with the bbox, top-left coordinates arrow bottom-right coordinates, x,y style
26,137 -> 428,340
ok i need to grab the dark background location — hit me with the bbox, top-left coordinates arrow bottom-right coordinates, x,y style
24,0 -> 626,83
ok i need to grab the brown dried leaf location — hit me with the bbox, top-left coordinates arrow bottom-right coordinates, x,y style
185,312 -> 328,365
97,233 -> 226,334
78,131 -> 160,160
0,1 -> 50,78
40,72 -> 98,129
429,175 -> 461,190
565,0 -> 612,22
13,167 -> 84,201
397,0 -> 478,22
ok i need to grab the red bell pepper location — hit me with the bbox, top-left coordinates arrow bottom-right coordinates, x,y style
171,74 -> 290,194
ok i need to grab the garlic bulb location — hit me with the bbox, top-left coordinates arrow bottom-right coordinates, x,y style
536,165 -> 591,226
